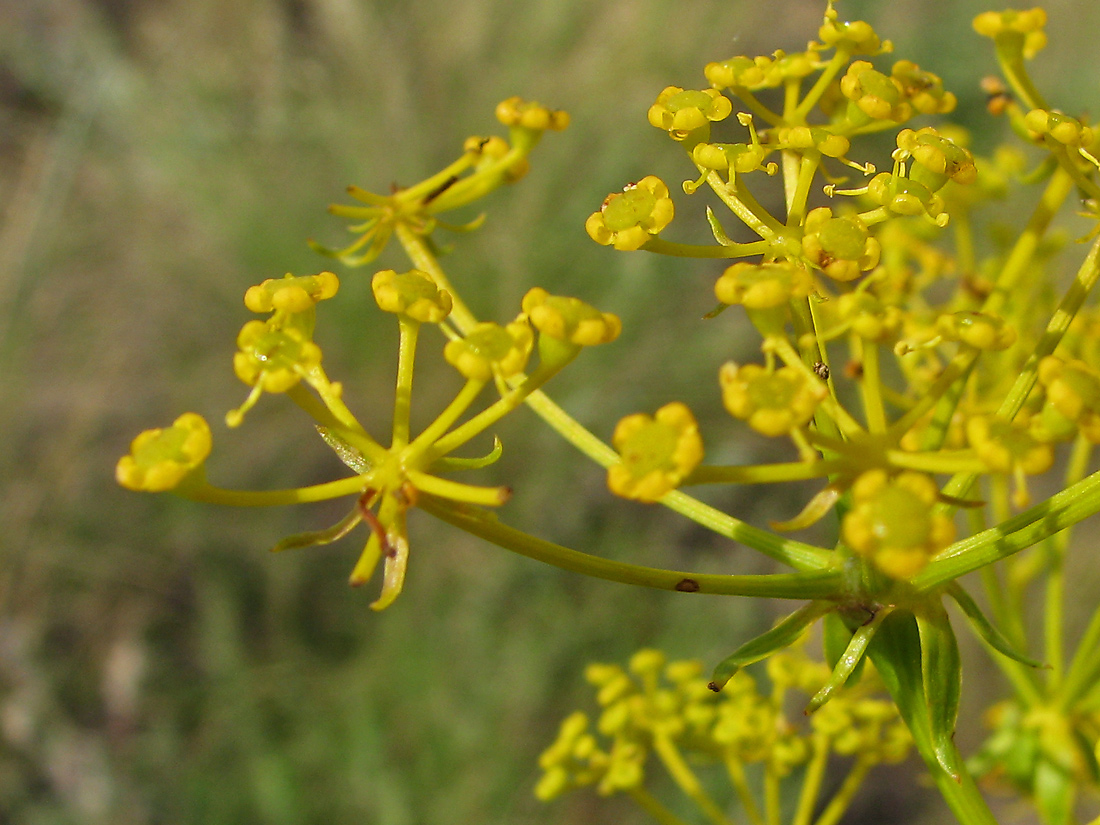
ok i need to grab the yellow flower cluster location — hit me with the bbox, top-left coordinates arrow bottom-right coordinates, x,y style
537,647 -> 911,814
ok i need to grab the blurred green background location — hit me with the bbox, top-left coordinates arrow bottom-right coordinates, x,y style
3,0 -> 1100,823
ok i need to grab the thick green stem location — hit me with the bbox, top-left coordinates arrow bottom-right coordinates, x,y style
420,496 -> 844,599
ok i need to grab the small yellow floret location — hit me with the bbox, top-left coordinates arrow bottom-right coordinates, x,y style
371,268 -> 453,323
841,470 -> 955,579
443,319 -> 534,382
586,176 -> 674,251
116,413 -> 212,492
608,402 -> 704,503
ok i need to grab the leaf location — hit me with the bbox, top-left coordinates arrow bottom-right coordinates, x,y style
430,436 -> 504,471
916,600 -> 964,781
866,610 -> 939,769
946,582 -> 1045,668
708,600 -> 832,691
705,206 -> 737,246
769,483 -> 842,531
270,506 -> 361,552
317,426 -> 371,473
808,606 -> 891,712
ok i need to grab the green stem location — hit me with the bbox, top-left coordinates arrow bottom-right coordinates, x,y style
792,733 -> 831,825
652,733 -> 735,825
994,45 -> 1049,112
981,165 -> 1073,318
857,338 -> 887,434
812,758 -> 873,825
419,496 -> 844,599
182,475 -> 365,507
940,229 -> 1100,506
1045,436 -> 1092,692
914,465 -> 1100,592
391,316 -> 419,448
641,237 -> 770,258
723,755 -> 765,825
685,458 -> 845,485
627,787 -> 692,825
792,50 -> 850,123
426,362 -> 563,459
397,217 -> 834,570
403,378 -> 486,459
707,171 -> 784,240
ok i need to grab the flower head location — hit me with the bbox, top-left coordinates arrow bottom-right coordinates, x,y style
116,413 -> 212,492
495,96 -> 570,132
973,9 -> 1048,59
1024,109 -> 1095,149
372,268 -> 453,323
842,470 -> 955,579
937,311 -> 1017,351
896,128 -> 978,191
714,261 -> 814,309
586,177 -> 675,251
608,402 -> 704,502
443,319 -> 534,381
522,288 -> 622,348
818,6 -> 888,55
840,61 -> 911,124
719,363 -> 826,437
836,292 -> 904,342
891,61 -> 957,115
704,54 -> 776,90
244,271 -> 339,315
647,87 -> 732,140
801,207 -> 881,282
866,173 -> 946,221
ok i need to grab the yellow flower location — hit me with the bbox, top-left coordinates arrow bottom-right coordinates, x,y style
1024,109 -> 1095,149
801,207 -> 880,282
842,470 -> 955,579
891,61 -> 957,115
647,86 -> 732,140
714,261 -> 814,310
937,311 -> 1017,351
967,414 -> 1053,487
719,363 -> 826,437
972,9 -> 1048,59
244,271 -> 339,314
371,268 -> 453,323
116,413 -> 212,492
494,96 -> 570,132
840,61 -> 911,123
896,128 -> 977,191
521,288 -> 622,347
233,321 -> 322,394
608,402 -> 704,502
443,319 -> 534,381
585,176 -> 674,251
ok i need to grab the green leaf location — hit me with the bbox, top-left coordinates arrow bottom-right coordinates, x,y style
708,600 -> 832,691
946,582 -> 1045,668
705,206 -> 736,246
270,506 -> 361,552
916,600 -> 964,781
430,436 -> 504,471
317,426 -> 372,473
808,606 -> 890,712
